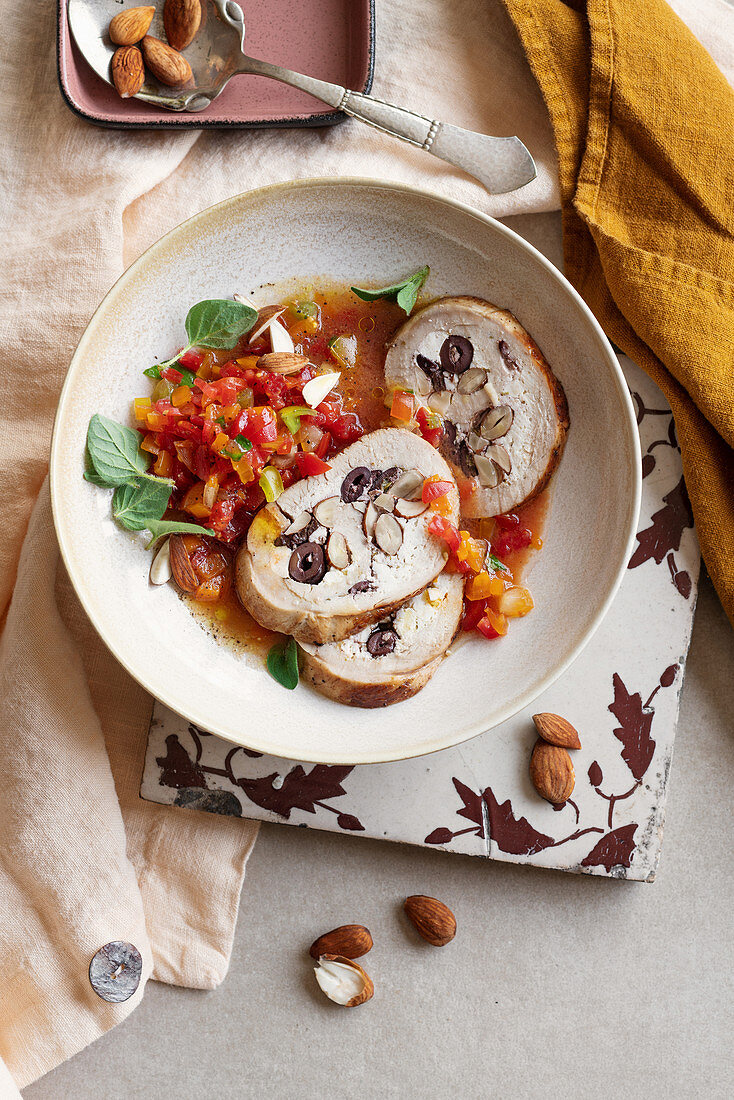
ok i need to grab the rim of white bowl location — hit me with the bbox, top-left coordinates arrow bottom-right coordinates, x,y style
50,177 -> 642,764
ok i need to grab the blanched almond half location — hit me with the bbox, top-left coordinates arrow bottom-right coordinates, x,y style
268,318 -> 295,354
457,367 -> 488,394
302,372 -> 341,409
149,538 -> 172,585
314,955 -> 374,1007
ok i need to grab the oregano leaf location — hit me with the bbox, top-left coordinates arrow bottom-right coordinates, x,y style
351,266 -> 429,315
112,477 -> 173,532
145,518 -> 215,547
266,637 -> 299,690
184,299 -> 258,350
86,413 -> 150,486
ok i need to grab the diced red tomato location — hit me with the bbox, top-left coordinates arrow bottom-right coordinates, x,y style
427,515 -> 462,553
422,477 -> 454,504
462,599 -> 487,632
178,349 -> 204,372
416,406 -> 443,448
295,452 -> 332,477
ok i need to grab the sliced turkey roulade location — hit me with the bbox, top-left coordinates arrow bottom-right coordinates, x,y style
298,570 -> 464,707
235,429 -> 459,644
384,296 -> 569,517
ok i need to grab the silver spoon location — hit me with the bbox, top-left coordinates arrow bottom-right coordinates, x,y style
68,0 -> 536,194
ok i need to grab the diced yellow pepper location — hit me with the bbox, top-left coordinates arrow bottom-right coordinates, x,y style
153,451 -> 173,478
140,432 -> 160,456
212,432 -> 229,454
133,398 -> 151,421
466,571 -> 504,600
171,385 -> 192,407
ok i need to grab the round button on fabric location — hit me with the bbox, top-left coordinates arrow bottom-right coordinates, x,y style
88,941 -> 142,1003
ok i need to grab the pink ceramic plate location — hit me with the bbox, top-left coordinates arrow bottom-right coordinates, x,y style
57,0 -> 374,128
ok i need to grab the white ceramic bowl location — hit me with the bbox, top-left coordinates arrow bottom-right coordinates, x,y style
50,178 -> 640,764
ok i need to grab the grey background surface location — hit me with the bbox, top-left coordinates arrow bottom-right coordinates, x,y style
24,213 -> 734,1100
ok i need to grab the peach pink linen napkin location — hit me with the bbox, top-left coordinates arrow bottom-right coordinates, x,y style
0,0 -> 731,1091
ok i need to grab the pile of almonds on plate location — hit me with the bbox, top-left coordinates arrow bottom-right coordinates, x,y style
109,1 -> 201,99
310,896 -> 456,1008
529,712 -> 582,804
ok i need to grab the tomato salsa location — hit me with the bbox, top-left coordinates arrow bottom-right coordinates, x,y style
133,285 -> 544,645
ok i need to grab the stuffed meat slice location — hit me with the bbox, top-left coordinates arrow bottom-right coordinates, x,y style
384,296 -> 569,517
235,429 -> 459,644
299,571 -> 464,707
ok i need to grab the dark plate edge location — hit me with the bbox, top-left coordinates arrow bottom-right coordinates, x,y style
56,0 -> 375,131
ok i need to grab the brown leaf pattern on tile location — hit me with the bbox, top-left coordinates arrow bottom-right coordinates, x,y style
629,477 -> 693,574
580,825 -> 638,872
425,667 -> 677,875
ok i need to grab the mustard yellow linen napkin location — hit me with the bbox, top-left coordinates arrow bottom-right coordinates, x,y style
502,0 -> 734,625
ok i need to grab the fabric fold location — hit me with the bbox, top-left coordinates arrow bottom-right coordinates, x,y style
502,0 -> 734,624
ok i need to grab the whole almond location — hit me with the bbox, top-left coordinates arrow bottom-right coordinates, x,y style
163,0 -> 202,51
141,35 -> 193,87
308,924 -> 373,961
111,46 -> 145,98
529,739 -> 575,803
109,6 -> 155,45
404,895 -> 456,947
532,712 -> 581,750
169,535 -> 199,593
256,352 -> 309,376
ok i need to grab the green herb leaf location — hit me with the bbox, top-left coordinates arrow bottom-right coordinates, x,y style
235,434 -> 252,451
351,266 -> 429,316
144,365 -> 162,380
86,413 -> 150,486
185,299 -> 258,350
145,519 -> 215,547
487,552 -> 509,574
112,477 -> 174,532
179,369 -> 195,387
266,637 -> 299,690
83,470 -> 112,487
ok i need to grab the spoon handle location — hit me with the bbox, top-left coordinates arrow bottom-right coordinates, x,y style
239,57 -> 536,195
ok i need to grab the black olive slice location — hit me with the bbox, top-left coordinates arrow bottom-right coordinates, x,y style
458,440 -> 478,477
341,466 -> 373,502
498,339 -> 521,371
288,541 -> 326,584
416,353 -> 445,391
349,580 -> 376,594
366,627 -> 398,657
440,335 -> 473,374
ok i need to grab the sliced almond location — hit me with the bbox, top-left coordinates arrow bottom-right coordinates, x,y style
390,470 -> 423,500
426,391 -> 452,416
284,510 -> 312,536
483,380 -> 500,405
327,530 -> 351,570
302,372 -> 341,409
373,493 -> 395,512
352,501 -> 367,514
268,318 -> 295,354
486,443 -> 511,474
374,512 -> 403,556
395,497 -> 429,518
480,405 -> 514,441
466,431 -> 487,454
457,367 -> 488,395
363,501 -> 379,540
313,496 -> 340,527
474,453 -> 502,489
149,538 -> 172,585
256,352 -> 308,376
314,955 -> 374,1007
247,305 -> 287,343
